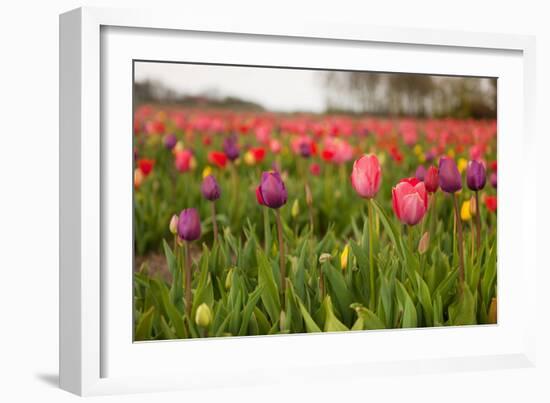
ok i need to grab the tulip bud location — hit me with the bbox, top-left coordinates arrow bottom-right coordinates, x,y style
319,253 -> 332,264
488,297 -> 497,324
134,168 -> 144,189
225,268 -> 234,290
169,214 -> 179,235
223,135 -> 240,161
305,183 -> 313,207
457,158 -> 468,174
350,154 -> 382,199
340,244 -> 350,270
438,157 -> 462,193
415,165 -> 426,181
418,231 -> 430,255
466,160 -> 486,191
424,166 -> 439,193
257,171 -> 287,209
244,150 -> 255,166
460,200 -> 472,221
201,175 -> 221,201
195,303 -> 212,328
490,172 -> 497,189
164,133 -> 177,150
291,199 -> 300,218
177,208 -> 201,241
202,165 -> 213,179
279,310 -> 287,331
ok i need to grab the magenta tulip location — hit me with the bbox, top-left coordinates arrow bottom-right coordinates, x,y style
256,171 -> 287,209
350,154 -> 382,199
392,178 -> 428,226
438,157 -> 462,193
177,208 -> 201,241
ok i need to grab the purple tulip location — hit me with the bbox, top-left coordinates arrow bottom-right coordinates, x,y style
257,171 -> 287,209
223,135 -> 240,161
177,208 -> 201,241
164,133 -> 177,150
424,150 -> 436,163
490,172 -> 497,189
299,142 -> 312,158
438,157 -> 462,193
466,160 -> 486,191
415,165 -> 426,181
201,175 -> 221,201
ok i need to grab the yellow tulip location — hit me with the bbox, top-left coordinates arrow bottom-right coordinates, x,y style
244,151 -> 255,165
461,200 -> 472,221
202,165 -> 213,178
457,157 -> 468,173
413,144 -> 423,156
340,244 -> 350,270
195,303 -> 212,328
291,199 -> 300,218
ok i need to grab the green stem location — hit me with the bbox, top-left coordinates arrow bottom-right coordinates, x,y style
276,209 -> 286,308
211,202 -> 218,245
367,200 -> 375,310
475,190 -> 481,253
185,241 -> 193,316
452,194 -> 465,289
263,207 -> 271,255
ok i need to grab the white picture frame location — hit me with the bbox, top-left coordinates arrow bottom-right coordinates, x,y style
59,6 -> 537,396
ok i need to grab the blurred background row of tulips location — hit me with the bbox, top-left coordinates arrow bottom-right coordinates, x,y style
133,63 -> 497,340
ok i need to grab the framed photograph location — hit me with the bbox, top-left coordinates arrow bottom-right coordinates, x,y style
59,7 -> 537,396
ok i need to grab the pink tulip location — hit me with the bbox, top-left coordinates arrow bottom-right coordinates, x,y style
392,178 -> 428,225
350,154 -> 382,199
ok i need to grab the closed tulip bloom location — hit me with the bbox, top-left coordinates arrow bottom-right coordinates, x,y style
424,166 -> 439,193
177,208 -> 201,241
169,214 -> 179,235
223,135 -> 240,161
461,200 -> 472,221
163,133 -> 177,150
490,172 -> 497,189
201,175 -> 221,201
350,154 -> 382,199
466,160 -> 486,191
256,171 -> 287,209
438,157 -> 462,193
415,165 -> 426,181
392,178 -> 428,226
195,303 -> 212,328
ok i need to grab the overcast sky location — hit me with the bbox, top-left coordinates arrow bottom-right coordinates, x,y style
134,61 -> 328,113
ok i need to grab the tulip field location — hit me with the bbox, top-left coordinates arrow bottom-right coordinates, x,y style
133,105 -> 497,341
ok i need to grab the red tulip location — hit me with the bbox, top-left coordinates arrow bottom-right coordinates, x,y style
350,154 -> 382,199
424,166 -> 439,193
485,195 -> 497,212
208,151 -> 228,168
392,178 -> 428,225
251,147 -> 266,163
137,158 -> 154,176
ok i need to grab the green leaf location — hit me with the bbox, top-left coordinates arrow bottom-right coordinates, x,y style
297,296 -> 322,333
238,286 -> 264,336
351,303 -> 385,330
256,248 -> 281,323
396,281 -> 417,328
322,262 -> 353,325
323,296 -> 349,332
415,272 -> 433,327
448,286 -> 477,326
135,306 -> 155,341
